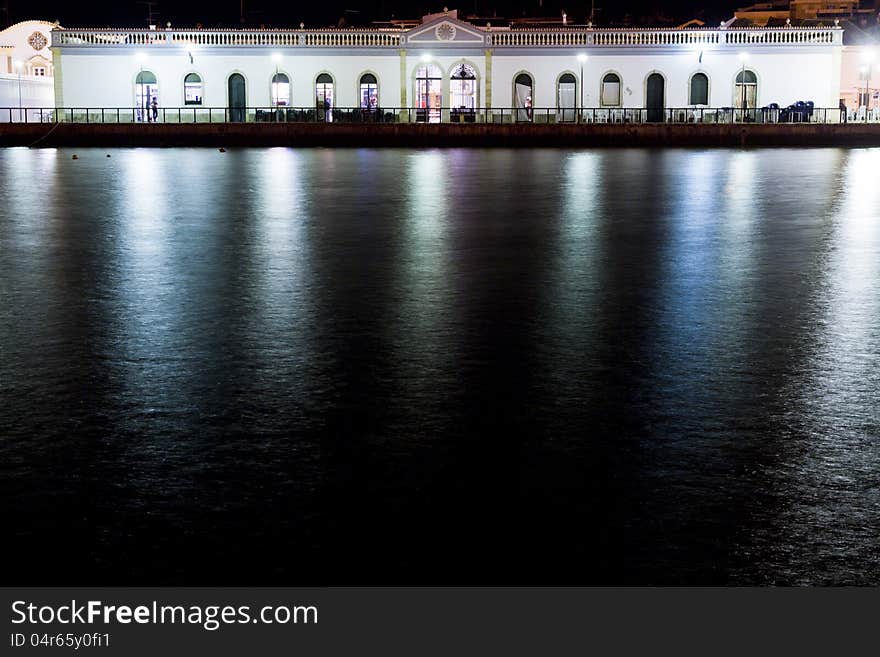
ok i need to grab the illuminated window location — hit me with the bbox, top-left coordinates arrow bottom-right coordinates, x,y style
450,63 -> 477,111
135,70 -> 159,122
272,72 -> 290,106
557,73 -> 577,122
184,73 -> 202,105
735,69 -> 758,110
316,73 -> 334,121
415,64 -> 442,123
514,73 -> 533,122
601,72 -> 621,107
360,73 -> 378,109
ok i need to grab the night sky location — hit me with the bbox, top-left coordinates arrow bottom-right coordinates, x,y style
3,0 -> 737,29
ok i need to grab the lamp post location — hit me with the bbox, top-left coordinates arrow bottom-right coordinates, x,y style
738,52 -> 749,123
862,49 -> 875,122
577,53 -> 587,123
14,60 -> 23,123
135,52 -> 147,122
421,53 -> 431,122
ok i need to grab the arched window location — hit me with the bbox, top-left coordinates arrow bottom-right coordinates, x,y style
735,69 -> 758,111
135,71 -> 158,122
272,72 -> 290,106
514,73 -> 533,122
360,73 -> 378,109
450,63 -> 477,112
316,73 -> 334,121
689,73 -> 709,106
557,73 -> 577,122
184,73 -> 203,105
601,73 -> 621,107
416,64 -> 442,123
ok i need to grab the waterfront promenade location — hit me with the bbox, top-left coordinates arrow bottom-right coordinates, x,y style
3,121 -> 880,147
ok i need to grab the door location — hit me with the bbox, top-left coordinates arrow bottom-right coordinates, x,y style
557,73 -> 576,123
515,73 -> 533,122
228,73 -> 246,123
646,73 -> 665,123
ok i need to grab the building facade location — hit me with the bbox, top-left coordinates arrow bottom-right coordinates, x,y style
10,10 -> 852,121
0,20 -> 57,121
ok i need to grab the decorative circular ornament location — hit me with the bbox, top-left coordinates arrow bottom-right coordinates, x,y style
28,31 -> 48,50
435,24 -> 456,41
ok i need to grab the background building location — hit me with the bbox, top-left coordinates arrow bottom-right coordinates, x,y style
0,20 -> 57,121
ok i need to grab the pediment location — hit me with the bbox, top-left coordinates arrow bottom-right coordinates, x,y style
404,17 -> 487,45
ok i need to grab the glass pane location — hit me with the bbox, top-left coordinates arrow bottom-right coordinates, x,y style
360,83 -> 378,109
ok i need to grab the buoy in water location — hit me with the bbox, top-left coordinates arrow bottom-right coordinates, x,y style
219,147 -> 227,153
71,154 -> 79,160
106,154 -> 111,158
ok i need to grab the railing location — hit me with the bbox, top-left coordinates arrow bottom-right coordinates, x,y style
490,27 -> 841,47
52,29 -> 403,48
51,26 -> 842,49
4,105 -> 879,125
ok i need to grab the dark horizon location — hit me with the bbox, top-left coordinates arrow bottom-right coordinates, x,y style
2,0 -> 736,29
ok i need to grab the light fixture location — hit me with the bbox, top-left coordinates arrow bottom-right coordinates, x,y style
421,53 -> 431,62
577,53 -> 587,62
14,59 -> 23,71
135,52 -> 147,64
272,52 -> 282,63
738,51 -> 749,62
862,49 -> 876,64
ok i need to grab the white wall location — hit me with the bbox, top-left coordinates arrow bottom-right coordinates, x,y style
55,45 -> 842,111
840,45 -> 878,112
0,73 -> 54,121
491,50 -> 839,109
57,50 -> 401,109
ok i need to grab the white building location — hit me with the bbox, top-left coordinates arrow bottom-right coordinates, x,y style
40,9 -> 851,122
0,20 -> 58,121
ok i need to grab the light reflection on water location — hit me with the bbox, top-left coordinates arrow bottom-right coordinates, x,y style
1,147 -> 879,584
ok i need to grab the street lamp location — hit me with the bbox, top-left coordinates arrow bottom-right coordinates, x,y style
738,52 -> 749,122
421,54 -> 432,121
577,53 -> 587,123
135,52 -> 147,121
862,49 -> 875,122
14,60 -> 23,123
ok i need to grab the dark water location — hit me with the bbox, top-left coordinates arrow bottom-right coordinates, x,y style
1,147 -> 879,585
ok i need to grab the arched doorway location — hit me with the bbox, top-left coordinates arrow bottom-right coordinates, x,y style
735,70 -> 758,121
316,73 -> 334,122
135,70 -> 158,122
450,63 -> 477,122
514,73 -> 533,122
557,73 -> 577,123
228,73 -> 246,122
646,73 -> 665,123
416,63 -> 442,123
272,72 -> 290,106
